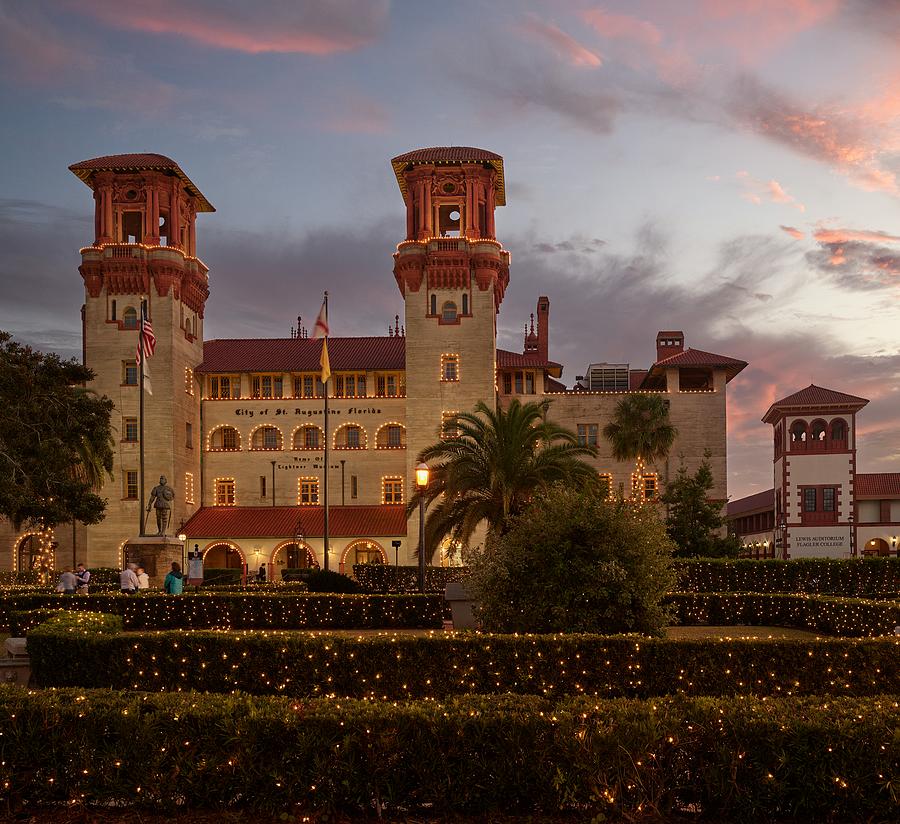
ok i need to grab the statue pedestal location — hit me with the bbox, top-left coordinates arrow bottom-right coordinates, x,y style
124,537 -> 185,587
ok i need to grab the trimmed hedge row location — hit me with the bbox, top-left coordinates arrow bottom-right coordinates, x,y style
0,593 -> 443,630
0,686 -> 896,821
27,614 -> 900,698
353,564 -> 469,593
675,557 -> 900,597
667,591 -> 900,637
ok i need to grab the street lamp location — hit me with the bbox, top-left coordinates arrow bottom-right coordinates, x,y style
177,530 -> 187,573
778,515 -> 787,560
848,511 -> 855,557
416,462 -> 429,594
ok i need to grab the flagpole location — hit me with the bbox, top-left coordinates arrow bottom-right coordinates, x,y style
322,291 -> 330,572
138,299 -> 146,537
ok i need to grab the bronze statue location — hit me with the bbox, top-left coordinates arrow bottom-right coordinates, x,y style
146,475 -> 175,536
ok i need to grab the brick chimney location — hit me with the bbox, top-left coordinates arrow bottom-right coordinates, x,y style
656,330 -> 684,362
537,296 -> 550,361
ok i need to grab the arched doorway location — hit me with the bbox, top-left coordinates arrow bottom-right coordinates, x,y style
203,542 -> 245,568
340,540 -> 386,574
17,532 -> 48,572
438,537 -> 463,567
272,541 -> 318,579
862,537 -> 891,557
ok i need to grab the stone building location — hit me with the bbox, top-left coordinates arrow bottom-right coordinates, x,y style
3,147 -> 747,576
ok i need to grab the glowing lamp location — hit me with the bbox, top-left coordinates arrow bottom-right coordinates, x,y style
177,533 -> 187,543
415,462 -> 429,489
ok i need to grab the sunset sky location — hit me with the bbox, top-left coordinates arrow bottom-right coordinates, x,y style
1,0 -> 898,499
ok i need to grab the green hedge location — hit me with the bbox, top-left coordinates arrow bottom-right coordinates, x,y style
669,591 -> 900,636
0,592 -> 443,631
0,687 -> 896,821
354,564 -> 470,593
27,619 -> 900,698
675,557 -> 900,597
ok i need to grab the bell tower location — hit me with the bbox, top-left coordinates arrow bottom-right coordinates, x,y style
391,147 -> 510,554
69,153 -> 214,566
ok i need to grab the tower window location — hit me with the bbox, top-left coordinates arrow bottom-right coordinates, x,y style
124,470 -> 138,500
441,354 -> 459,382
299,477 -> 319,505
438,204 -> 461,236
577,424 -> 599,447
122,211 -> 142,243
441,302 -> 458,323
123,417 -> 138,443
110,299 -> 117,321
430,294 -> 437,315
382,477 -> 404,504
122,360 -> 138,386
215,478 -> 236,506
122,307 -> 138,329
462,293 -> 469,315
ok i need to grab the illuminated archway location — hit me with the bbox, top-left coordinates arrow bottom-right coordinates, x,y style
340,540 -> 386,573
202,541 -> 245,568
272,539 -> 318,571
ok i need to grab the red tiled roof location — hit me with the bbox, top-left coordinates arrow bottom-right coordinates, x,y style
762,384 -> 869,423
391,147 -> 505,205
656,330 -> 684,337
497,348 -> 562,377
629,370 -> 648,390
198,336 -> 405,373
727,488 -> 775,517
649,347 -> 747,384
69,153 -> 214,212
183,505 -> 407,538
855,473 -> 900,498
545,376 -> 567,392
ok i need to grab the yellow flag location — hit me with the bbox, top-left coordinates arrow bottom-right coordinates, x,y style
320,337 -> 331,384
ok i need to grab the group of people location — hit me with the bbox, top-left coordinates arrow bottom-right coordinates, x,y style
55,563 -> 91,594
120,561 -> 185,594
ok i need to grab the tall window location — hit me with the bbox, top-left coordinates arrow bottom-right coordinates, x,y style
441,301 -> 458,322
208,375 -> 241,399
251,426 -> 282,451
335,424 -> 365,449
123,307 -> 138,329
376,373 -> 404,397
441,411 -> 460,440
123,360 -> 138,386
252,374 -> 283,399
293,373 -> 324,398
124,470 -> 138,499
215,479 -> 235,506
346,426 -> 360,448
299,477 -> 319,505
293,425 -> 321,450
441,354 -> 460,382
514,372 -> 523,394
430,294 -> 437,315
803,488 -> 817,512
184,472 -> 195,504
185,422 -> 193,449
351,475 -> 358,499
502,372 -> 512,394
377,424 -> 405,449
598,472 -> 613,500
462,293 -> 469,315
577,424 -> 598,447
334,373 -> 367,398
823,487 -> 835,512
123,417 -> 138,443
642,474 -> 658,500
210,426 -> 240,451
382,477 -> 403,504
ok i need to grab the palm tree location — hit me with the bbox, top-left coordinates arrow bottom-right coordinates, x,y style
602,394 -> 677,498
408,398 -> 599,561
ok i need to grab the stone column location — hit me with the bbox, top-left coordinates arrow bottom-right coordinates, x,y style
423,176 -> 432,237
486,182 -> 496,238
170,181 -> 181,248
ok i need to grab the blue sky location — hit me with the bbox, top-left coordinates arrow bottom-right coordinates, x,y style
1,0 -> 899,498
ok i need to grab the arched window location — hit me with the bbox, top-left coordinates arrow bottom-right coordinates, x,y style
272,541 -> 317,572
251,426 -> 283,451
209,426 -> 241,451
441,301 -> 457,322
789,420 -> 808,450
334,423 -> 366,450
430,294 -> 437,315
376,423 -> 406,449
830,418 -> 847,446
341,540 -> 386,573
203,542 -> 244,569
123,307 -> 138,329
292,425 -> 323,450
810,419 -> 827,442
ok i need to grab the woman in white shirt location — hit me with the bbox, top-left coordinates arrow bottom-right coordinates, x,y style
136,566 -> 150,590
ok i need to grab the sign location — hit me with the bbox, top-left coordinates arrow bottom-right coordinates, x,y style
233,406 -> 385,419
187,549 -> 203,585
793,534 -> 847,552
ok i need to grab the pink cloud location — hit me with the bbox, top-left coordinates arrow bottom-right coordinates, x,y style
319,96 -> 391,134
520,15 -> 602,67
731,171 -> 806,211
813,228 -> 900,244
68,0 -> 388,54
780,225 -> 805,239
581,8 -> 662,47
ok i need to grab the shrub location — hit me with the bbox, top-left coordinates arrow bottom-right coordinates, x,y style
353,564 -> 469,593
668,591 -> 900,636
467,487 -> 677,634
305,569 -> 362,593
674,557 -> 900,597
27,621 -> 899,699
0,593 -> 442,631
0,687 -> 896,821
201,567 -> 243,585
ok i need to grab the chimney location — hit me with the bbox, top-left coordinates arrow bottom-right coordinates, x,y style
656,331 -> 684,363
536,296 -> 550,361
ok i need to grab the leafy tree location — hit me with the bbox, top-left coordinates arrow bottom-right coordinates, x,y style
660,455 -> 740,558
602,393 -> 677,466
408,399 -> 599,560
465,485 -> 677,635
0,332 -> 114,530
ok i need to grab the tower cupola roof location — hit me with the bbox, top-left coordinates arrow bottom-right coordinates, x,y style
391,146 -> 505,204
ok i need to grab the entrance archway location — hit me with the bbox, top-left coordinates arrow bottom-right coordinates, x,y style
862,537 -> 891,556
16,532 -> 47,572
203,542 -> 245,568
272,541 -> 318,578
340,540 -> 386,574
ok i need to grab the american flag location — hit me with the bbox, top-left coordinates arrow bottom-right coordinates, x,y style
136,306 -> 156,365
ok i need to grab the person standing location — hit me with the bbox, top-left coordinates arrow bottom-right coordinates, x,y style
136,566 -> 150,590
119,563 -> 139,594
74,563 -> 91,594
57,568 -> 77,595
164,562 -> 184,595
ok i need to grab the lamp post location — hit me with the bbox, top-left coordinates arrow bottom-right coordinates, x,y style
415,462 -> 429,594
779,515 -> 787,560
271,460 -> 276,507
177,530 -> 187,576
848,512 -> 855,557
